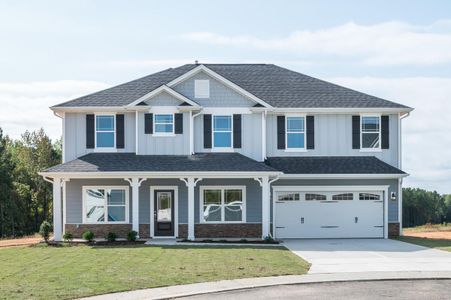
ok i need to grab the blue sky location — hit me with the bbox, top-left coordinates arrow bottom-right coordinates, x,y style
1,0 -> 451,192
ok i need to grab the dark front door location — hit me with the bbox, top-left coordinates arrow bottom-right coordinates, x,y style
154,190 -> 175,236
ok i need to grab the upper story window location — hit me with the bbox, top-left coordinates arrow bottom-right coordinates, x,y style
361,116 -> 380,150
213,115 -> 232,148
154,114 -> 174,135
195,80 -> 210,98
286,116 -> 305,149
96,115 -> 115,148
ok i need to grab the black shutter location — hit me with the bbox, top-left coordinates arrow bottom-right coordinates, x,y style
174,113 -> 183,134
116,114 -> 125,149
144,113 -> 153,134
306,115 -> 315,149
233,114 -> 242,148
352,115 -> 360,149
381,115 -> 389,149
277,116 -> 285,149
203,114 -> 212,149
86,114 -> 95,149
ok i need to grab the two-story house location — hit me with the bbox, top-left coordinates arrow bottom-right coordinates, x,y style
40,64 -> 412,241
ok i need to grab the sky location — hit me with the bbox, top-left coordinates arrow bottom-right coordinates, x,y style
0,0 -> 450,193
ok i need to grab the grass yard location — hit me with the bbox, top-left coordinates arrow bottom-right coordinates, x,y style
397,236 -> 451,252
0,244 -> 310,300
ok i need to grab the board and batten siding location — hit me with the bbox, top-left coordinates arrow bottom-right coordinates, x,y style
266,114 -> 399,168
136,111 -> 190,155
64,112 -> 136,162
172,71 -> 256,107
193,113 -> 263,161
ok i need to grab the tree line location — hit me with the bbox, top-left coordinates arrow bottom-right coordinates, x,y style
0,127 -> 61,237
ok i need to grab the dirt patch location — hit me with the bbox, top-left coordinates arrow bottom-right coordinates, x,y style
404,231 -> 451,240
0,236 -> 42,248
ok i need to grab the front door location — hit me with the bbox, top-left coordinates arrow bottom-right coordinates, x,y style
154,190 -> 175,236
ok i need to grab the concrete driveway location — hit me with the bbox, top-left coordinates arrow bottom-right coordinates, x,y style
283,239 -> 451,274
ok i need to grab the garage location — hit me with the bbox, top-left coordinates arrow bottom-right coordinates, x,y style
273,186 -> 387,239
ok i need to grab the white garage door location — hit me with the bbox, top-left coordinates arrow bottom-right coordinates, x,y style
275,189 -> 384,238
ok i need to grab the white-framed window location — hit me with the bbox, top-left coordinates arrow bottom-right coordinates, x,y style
213,115 -> 233,148
286,115 -> 305,150
361,115 -> 381,150
305,193 -> 327,201
83,186 -> 129,224
332,193 -> 354,201
95,114 -> 115,149
200,186 -> 246,223
195,79 -> 210,98
359,193 -> 381,200
154,114 -> 174,135
276,192 -> 300,201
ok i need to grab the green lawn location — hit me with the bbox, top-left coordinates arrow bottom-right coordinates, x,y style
397,236 -> 451,252
0,244 -> 309,300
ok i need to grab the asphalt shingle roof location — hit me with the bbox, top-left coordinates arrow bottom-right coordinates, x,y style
44,152 -> 278,173
264,156 -> 405,174
53,64 -> 410,109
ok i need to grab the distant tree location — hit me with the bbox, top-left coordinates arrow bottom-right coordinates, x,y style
0,128 -> 15,237
403,187 -> 446,227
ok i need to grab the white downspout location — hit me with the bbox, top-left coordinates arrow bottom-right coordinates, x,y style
398,111 -> 409,236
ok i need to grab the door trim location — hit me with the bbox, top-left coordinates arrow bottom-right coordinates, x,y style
272,185 -> 389,240
150,186 -> 178,238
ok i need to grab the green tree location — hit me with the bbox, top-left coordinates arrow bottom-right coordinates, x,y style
403,187 -> 446,227
0,128 -> 15,237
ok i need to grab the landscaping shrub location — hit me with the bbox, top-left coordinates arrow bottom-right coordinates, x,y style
127,230 -> 138,242
82,230 -> 94,242
63,232 -> 73,242
39,221 -> 52,244
106,232 -> 117,242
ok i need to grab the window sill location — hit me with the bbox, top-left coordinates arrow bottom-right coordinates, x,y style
284,148 -> 307,152
211,148 -> 234,152
200,221 -> 246,224
82,222 -> 130,225
93,148 -> 118,153
152,133 -> 176,137
359,149 -> 382,153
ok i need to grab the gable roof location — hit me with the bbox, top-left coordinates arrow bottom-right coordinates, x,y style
53,64 -> 410,109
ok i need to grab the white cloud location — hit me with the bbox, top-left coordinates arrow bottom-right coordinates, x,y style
183,20 -> 451,66
0,80 -> 110,141
328,76 -> 451,193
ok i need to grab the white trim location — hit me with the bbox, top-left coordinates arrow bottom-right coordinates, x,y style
82,185 -> 130,224
279,173 -> 408,179
126,85 -> 200,108
398,177 -> 403,236
284,114 -> 307,152
202,107 -> 252,114
199,185 -> 246,224
266,107 -> 414,114
212,114 -> 234,151
94,113 -> 117,152
166,65 -> 273,108
61,112 -> 66,163
135,110 -> 139,155
152,113 -> 175,136
150,186 -> 179,238
261,111 -> 266,161
360,114 -> 381,151
39,171 -> 282,178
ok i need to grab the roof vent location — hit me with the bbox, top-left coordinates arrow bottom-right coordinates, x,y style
195,60 -> 199,65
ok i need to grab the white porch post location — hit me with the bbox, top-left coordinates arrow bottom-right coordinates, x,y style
126,177 -> 146,238
187,177 -> 195,240
261,176 -> 270,239
52,178 -> 63,242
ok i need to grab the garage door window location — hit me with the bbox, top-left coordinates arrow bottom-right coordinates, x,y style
332,193 -> 354,200
359,193 -> 380,200
277,192 -> 300,201
201,186 -> 245,223
305,193 -> 327,201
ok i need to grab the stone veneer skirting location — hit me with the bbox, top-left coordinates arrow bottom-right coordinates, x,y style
178,223 -> 262,239
65,224 -> 150,238
388,222 -> 400,237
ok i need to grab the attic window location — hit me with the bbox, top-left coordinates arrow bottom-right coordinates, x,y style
195,80 -> 210,98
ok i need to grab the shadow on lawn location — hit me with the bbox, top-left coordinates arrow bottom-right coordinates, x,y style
90,244 -> 287,251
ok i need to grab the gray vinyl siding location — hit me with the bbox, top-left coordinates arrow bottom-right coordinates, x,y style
266,114 -> 399,168
65,179 -> 132,224
193,113 -> 263,161
271,179 -> 399,222
137,111 -> 190,155
64,112 -> 136,162
144,91 -> 183,106
173,71 -> 256,107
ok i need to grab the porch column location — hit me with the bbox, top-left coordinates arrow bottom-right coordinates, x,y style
52,178 -> 63,242
181,177 -> 201,240
261,176 -> 270,239
126,178 -> 146,238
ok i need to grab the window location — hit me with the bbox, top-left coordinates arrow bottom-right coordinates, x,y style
286,116 -> 305,149
201,187 -> 245,223
361,116 -> 380,149
84,187 -> 128,223
213,115 -> 232,148
359,193 -> 381,200
154,114 -> 174,134
195,80 -> 210,98
277,192 -> 300,201
305,193 -> 327,201
332,193 -> 354,201
96,115 -> 115,148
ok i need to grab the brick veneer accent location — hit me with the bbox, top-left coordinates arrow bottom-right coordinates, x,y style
388,222 -> 400,237
65,224 -> 132,238
139,224 -> 150,238
178,223 -> 262,239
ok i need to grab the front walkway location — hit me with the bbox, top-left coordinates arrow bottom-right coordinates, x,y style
283,238 -> 451,274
